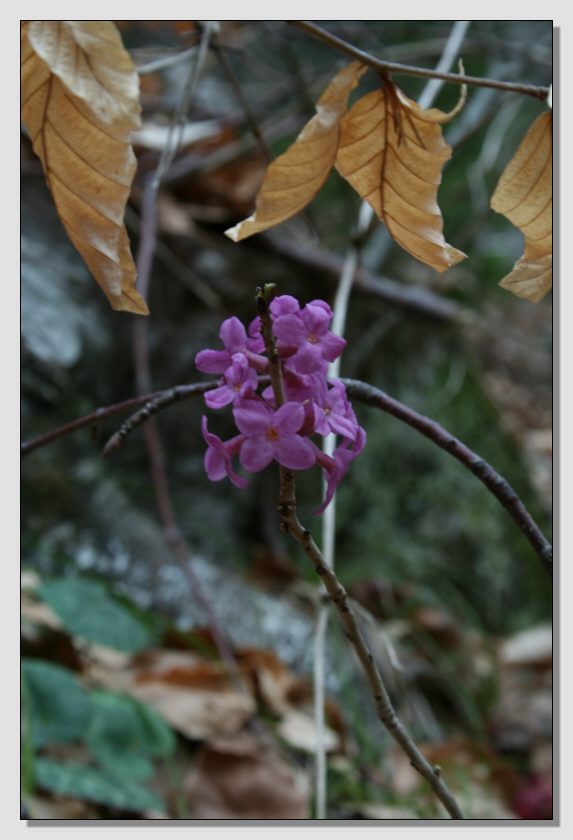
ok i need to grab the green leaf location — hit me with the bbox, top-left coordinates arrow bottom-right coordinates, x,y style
87,691 -> 175,781
34,758 -> 164,813
21,660 -> 91,748
38,577 -> 155,652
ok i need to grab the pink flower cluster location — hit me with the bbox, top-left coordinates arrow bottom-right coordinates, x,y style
195,295 -> 365,513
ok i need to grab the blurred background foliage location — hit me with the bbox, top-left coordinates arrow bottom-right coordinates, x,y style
21,20 -> 552,819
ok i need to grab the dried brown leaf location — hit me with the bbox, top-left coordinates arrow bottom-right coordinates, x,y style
336,81 -> 466,272
491,112 -> 552,302
21,21 -> 148,314
225,61 -> 366,241
111,651 -> 256,741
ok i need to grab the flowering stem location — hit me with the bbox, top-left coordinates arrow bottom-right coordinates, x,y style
256,293 -> 464,820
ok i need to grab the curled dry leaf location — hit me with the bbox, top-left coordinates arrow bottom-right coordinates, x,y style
225,61 -> 366,241
491,112 -> 552,302
336,79 -> 466,272
21,21 -> 148,315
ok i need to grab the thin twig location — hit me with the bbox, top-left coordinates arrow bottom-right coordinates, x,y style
212,40 -> 274,163
124,204 -> 221,310
416,21 -> 471,110
342,378 -> 552,576
21,391 -> 164,457
152,21 -> 218,191
136,46 -> 199,76
256,291 -> 464,820
100,383 -> 220,459
258,235 -> 468,323
288,21 -> 550,101
21,377 -> 552,576
130,28 -> 242,676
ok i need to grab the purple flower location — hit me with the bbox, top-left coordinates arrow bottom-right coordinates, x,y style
315,426 -> 366,514
201,417 -> 248,488
271,295 -> 300,316
195,316 -> 263,374
311,379 -> 359,440
195,294 -> 365,510
205,353 -> 258,409
234,400 -> 316,472
274,303 -> 346,373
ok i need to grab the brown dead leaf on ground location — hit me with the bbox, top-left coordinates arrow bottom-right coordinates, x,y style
336,80 -> 466,272
237,647 -> 346,754
21,21 -> 148,314
225,61 -> 366,241
491,112 -> 552,302
182,733 -> 309,818
91,649 -> 255,741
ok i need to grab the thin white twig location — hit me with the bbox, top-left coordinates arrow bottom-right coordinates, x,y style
152,21 -> 218,192
136,46 -> 198,76
417,21 -> 471,109
312,20 -> 471,821
314,200 -> 372,820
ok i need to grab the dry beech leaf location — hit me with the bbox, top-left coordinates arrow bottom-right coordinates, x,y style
21,21 -> 148,315
491,112 -> 552,302
225,61 -> 366,242
335,80 -> 466,272
110,650 -> 256,741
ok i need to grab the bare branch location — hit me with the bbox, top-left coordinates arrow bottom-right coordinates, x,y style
258,235 -> 468,323
342,378 -> 552,576
22,377 -> 552,576
288,20 -> 550,100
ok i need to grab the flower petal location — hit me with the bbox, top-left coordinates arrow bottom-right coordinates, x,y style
240,436 -> 274,472
227,464 -> 249,489
301,304 -> 331,336
195,349 -> 231,374
273,313 -> 307,346
328,413 -> 358,440
270,295 -> 300,316
205,385 -> 236,409
274,402 -> 304,434
289,344 -> 326,374
320,332 -> 347,362
275,435 -> 316,470
233,399 -> 271,435
308,299 -> 333,317
220,316 -> 247,351
204,446 -> 227,481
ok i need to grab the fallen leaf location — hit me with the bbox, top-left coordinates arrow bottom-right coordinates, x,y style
21,21 -> 148,314
336,79 -> 466,272
498,624 -> 552,669
237,647 -> 301,716
183,733 -> 309,818
491,112 -> 552,302
237,647 -> 346,753
277,709 -> 339,754
225,61 -> 366,241
107,650 -> 256,741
